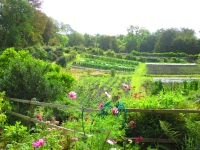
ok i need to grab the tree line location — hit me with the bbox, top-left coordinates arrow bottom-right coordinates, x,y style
0,0 -> 200,55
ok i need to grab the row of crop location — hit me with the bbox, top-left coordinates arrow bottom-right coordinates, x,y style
72,61 -> 135,72
84,54 -> 139,66
71,76 -> 133,107
146,64 -> 200,75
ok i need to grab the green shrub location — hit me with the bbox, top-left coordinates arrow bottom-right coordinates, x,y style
56,56 -> 67,67
0,48 -> 75,102
110,68 -> 116,77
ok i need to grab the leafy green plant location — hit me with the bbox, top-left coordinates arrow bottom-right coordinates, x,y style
110,68 -> 116,77
0,92 -> 7,125
159,120 -> 180,144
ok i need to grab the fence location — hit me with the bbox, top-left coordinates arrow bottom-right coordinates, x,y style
5,97 -> 200,144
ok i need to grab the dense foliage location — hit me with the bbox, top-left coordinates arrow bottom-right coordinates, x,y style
0,48 -> 75,102
1,1 -> 200,55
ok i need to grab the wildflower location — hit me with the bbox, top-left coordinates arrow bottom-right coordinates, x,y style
135,136 -> 142,142
72,136 -> 78,141
128,121 -> 135,128
110,148 -> 117,150
98,102 -> 104,109
105,91 -> 111,98
106,138 -> 117,145
122,83 -> 132,90
45,121 -> 51,124
133,93 -> 137,99
69,91 -> 76,99
32,139 -> 45,148
54,121 -> 59,124
111,107 -> 118,115
36,115 -> 42,121
58,127 -> 62,130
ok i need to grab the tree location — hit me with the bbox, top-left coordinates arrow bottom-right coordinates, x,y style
154,28 -> 178,53
84,33 -> 95,47
0,0 -> 34,47
99,35 -> 111,51
124,25 -> 150,53
140,35 -> 157,52
170,36 -> 199,54
68,31 -> 85,46
28,10 -> 48,45
56,34 -> 69,47
42,17 -> 54,45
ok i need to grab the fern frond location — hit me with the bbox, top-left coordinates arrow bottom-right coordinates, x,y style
159,120 -> 180,144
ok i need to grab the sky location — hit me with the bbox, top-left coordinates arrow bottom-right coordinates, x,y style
41,0 -> 200,37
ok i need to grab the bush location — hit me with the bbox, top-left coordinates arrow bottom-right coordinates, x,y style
56,56 -> 67,67
110,68 -> 116,77
0,48 -> 75,102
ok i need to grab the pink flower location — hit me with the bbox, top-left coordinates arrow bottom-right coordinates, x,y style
135,136 -> 142,142
111,107 -> 118,115
105,91 -> 111,98
32,139 -> 45,148
72,136 -> 78,141
36,115 -> 42,121
38,139 -> 45,146
69,91 -> 76,99
54,121 -> 59,124
45,121 -> 51,124
128,121 -> 135,128
122,83 -> 132,90
98,102 -> 104,109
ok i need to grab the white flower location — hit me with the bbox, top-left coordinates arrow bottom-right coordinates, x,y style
110,148 -> 117,150
106,139 -> 114,145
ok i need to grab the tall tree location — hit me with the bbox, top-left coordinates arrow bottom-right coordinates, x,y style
0,0 -> 34,47
140,35 -> 157,52
154,28 -> 178,53
124,25 -> 150,53
84,33 -> 95,47
28,9 -> 48,45
42,17 -> 54,45
170,36 -> 199,54
68,31 -> 85,46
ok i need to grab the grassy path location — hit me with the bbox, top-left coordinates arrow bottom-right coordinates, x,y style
131,63 -> 150,92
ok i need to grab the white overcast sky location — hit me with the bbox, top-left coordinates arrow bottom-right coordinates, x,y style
41,0 -> 200,37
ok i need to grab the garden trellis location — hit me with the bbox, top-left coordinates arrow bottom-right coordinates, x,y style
5,97 -> 200,144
